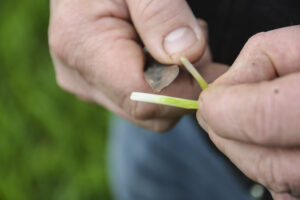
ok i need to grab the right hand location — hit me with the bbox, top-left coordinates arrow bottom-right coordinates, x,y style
49,0 -> 227,132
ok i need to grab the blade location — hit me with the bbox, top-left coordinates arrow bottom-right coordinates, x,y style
144,52 -> 179,93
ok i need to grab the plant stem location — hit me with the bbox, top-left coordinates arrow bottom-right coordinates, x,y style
180,57 -> 209,90
130,92 -> 198,109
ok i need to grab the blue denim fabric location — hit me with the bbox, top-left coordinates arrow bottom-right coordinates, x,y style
108,115 -> 252,200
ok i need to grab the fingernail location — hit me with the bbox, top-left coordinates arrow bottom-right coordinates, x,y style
164,27 -> 198,55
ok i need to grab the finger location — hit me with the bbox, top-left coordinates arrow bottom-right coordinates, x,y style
54,57 -> 180,132
53,57 -> 96,103
49,1 -> 188,119
193,20 -> 229,83
49,0 -> 218,128
90,88 -> 181,133
126,0 -> 205,64
214,25 -> 300,85
198,72 -> 300,146
205,129 -> 300,198
271,191 -> 300,200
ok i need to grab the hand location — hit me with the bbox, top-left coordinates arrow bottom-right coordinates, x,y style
49,0 -> 227,132
197,26 -> 300,199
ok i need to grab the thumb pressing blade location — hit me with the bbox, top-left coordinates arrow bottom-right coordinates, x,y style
144,52 -> 179,93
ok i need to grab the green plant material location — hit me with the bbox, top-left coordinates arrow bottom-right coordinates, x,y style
130,92 -> 198,109
180,57 -> 209,90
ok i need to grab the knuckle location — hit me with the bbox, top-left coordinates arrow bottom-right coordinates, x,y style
242,32 -> 270,60
243,86 -> 277,144
56,74 -> 73,93
48,21 -> 69,61
121,92 -> 160,120
56,74 -> 93,102
290,183 -> 300,198
136,0 -> 180,26
49,6 -> 79,64
139,118 -> 177,133
118,93 -> 153,120
49,21 -> 86,78
256,153 -> 291,194
137,0 -> 161,19
151,119 -> 177,133
129,100 -> 158,120
245,32 -> 268,51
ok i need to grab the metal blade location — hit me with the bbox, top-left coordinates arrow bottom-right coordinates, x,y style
144,52 -> 179,93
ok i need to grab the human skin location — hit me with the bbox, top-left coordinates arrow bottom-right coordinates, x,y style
48,0 -> 227,132
197,26 -> 300,200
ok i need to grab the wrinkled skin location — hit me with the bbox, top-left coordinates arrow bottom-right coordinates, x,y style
50,1 -> 300,199
197,26 -> 300,200
48,0 -> 227,132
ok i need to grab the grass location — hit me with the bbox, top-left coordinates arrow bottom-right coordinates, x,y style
0,0 -> 111,199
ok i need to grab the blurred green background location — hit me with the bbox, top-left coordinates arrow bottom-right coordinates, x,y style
0,1 -> 111,199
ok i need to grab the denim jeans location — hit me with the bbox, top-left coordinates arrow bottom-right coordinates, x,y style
108,115 -> 253,200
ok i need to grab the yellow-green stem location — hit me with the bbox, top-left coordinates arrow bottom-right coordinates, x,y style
130,92 -> 198,109
180,57 -> 209,90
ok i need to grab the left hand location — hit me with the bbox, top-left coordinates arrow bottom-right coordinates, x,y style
49,0 -> 227,132
197,26 -> 300,200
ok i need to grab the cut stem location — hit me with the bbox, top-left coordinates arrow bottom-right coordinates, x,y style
130,92 -> 198,110
180,57 -> 209,90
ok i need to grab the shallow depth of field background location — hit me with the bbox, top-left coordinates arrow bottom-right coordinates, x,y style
0,1 -> 111,199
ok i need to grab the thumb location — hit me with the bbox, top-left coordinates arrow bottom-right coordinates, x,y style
126,0 -> 205,64
197,73 -> 300,147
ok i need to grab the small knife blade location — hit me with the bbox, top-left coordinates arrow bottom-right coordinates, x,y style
144,51 -> 179,93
